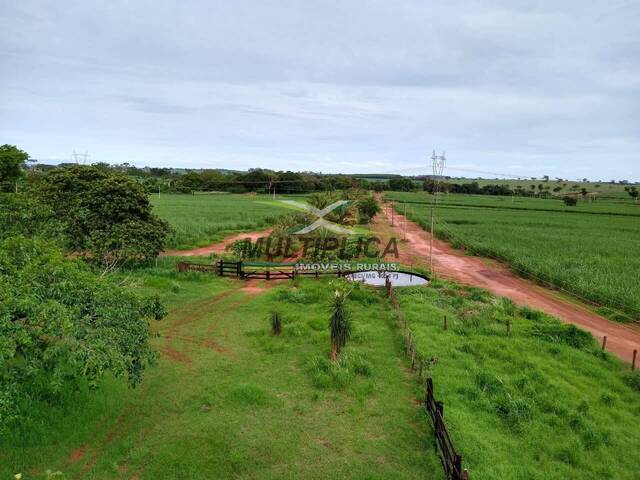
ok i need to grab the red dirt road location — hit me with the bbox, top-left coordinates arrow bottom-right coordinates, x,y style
375,203 -> 640,364
162,228 -> 272,257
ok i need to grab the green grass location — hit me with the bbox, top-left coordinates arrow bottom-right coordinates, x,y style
151,194 -> 293,249
385,191 -> 640,320
393,281 -> 640,480
1,265 -> 434,479
445,178 -> 636,198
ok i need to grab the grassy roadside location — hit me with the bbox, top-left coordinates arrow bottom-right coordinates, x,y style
2,267 -> 435,479
391,280 -> 640,479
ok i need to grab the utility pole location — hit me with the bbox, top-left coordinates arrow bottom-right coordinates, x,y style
391,201 -> 395,226
430,150 -> 446,277
403,201 -> 407,241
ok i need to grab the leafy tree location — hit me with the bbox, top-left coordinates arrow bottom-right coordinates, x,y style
29,166 -> 171,268
0,194 -> 59,241
388,177 -> 415,192
563,196 -> 578,206
356,196 -> 380,224
0,144 -> 30,187
625,186 -> 638,201
0,237 -> 165,430
329,286 -> 352,361
372,181 -> 386,192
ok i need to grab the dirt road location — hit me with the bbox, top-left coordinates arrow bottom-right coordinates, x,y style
374,203 -> 640,364
162,228 -> 272,257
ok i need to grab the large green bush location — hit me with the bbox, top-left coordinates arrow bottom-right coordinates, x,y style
29,165 -> 171,267
0,237 -> 165,431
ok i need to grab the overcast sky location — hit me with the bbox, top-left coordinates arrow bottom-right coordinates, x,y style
1,1 -> 639,180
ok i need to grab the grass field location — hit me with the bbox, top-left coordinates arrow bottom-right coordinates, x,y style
385,191 -> 640,320
393,280 -> 640,479
151,194 -> 294,249
2,261 -> 435,479
445,178 -> 636,197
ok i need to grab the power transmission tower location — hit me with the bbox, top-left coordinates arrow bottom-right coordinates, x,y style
71,150 -> 89,164
430,150 -> 446,277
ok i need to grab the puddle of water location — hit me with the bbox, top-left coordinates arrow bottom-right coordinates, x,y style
344,271 -> 429,287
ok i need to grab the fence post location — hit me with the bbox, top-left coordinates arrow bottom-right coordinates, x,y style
444,315 -> 448,330
217,260 -> 223,276
632,349 -> 637,371
602,335 -> 607,350
454,454 -> 463,478
436,401 -> 444,420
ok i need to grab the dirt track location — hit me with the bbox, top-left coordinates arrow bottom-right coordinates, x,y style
162,228 -> 272,257
374,202 -> 640,364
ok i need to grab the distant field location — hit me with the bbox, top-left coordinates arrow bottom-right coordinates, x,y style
151,194 -> 293,249
446,178 -> 635,196
385,191 -> 640,320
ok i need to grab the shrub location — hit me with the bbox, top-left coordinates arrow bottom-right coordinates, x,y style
226,383 -> 272,406
530,322 -> 594,350
624,372 -> 640,391
519,306 -> 543,321
271,311 -> 282,335
329,287 -> 352,361
356,196 -> 381,224
563,196 -> 578,206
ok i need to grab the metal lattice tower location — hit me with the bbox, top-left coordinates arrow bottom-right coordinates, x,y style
430,151 -> 446,276
72,150 -> 90,164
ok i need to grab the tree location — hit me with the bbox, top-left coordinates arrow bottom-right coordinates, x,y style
356,196 -> 381,224
625,186 -> 638,202
0,237 -> 166,430
0,193 -> 60,241
563,196 -> 578,206
329,287 -> 352,361
29,165 -> 171,268
0,144 -> 30,187
388,177 -> 415,192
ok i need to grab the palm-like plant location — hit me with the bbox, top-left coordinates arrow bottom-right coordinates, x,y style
329,289 -> 351,361
271,311 -> 282,335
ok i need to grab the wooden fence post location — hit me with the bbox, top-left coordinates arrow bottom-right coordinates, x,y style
632,349 -> 637,371
444,315 -> 448,330
602,336 -> 607,350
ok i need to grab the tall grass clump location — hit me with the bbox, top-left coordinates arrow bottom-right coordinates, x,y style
329,286 -> 352,361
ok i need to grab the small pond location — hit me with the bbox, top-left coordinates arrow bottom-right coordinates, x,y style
344,271 -> 429,287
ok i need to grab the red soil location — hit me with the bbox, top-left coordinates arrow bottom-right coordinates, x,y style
67,447 -> 86,464
162,228 -> 272,257
375,202 -> 640,364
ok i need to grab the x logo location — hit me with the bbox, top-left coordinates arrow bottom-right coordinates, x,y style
280,200 -> 354,234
